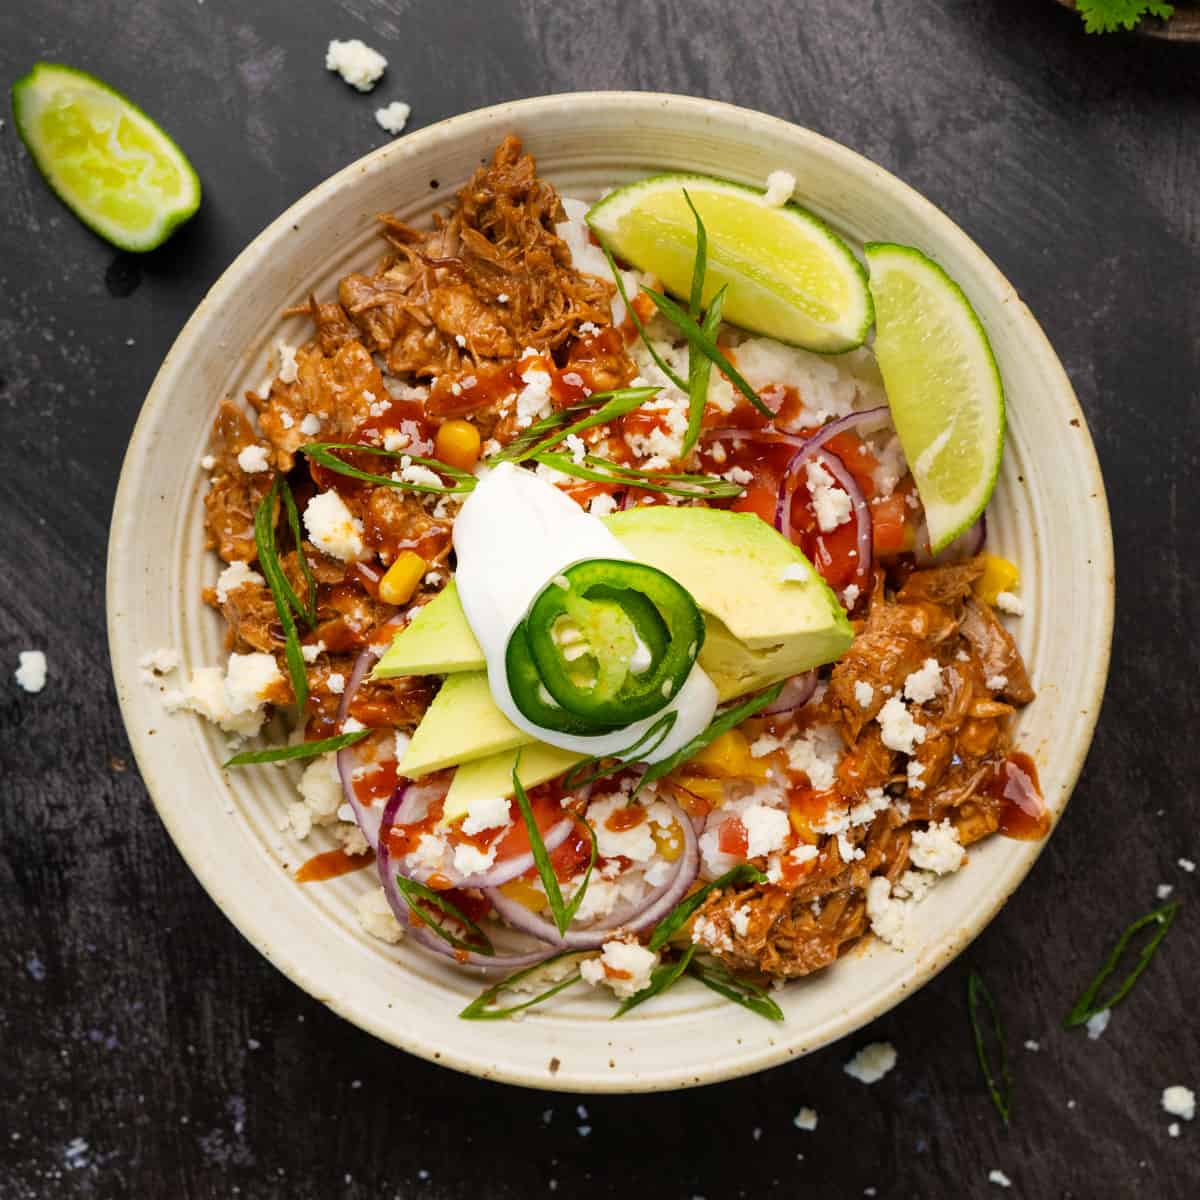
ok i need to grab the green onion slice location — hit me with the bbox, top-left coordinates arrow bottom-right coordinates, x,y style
459,952 -> 587,1020
1063,901 -> 1180,1028
613,945 -> 697,1018
493,387 -> 661,464
647,863 -> 768,952
253,475 -> 310,712
224,729 -> 370,767
602,245 -> 688,392
688,957 -> 784,1022
512,761 -> 597,936
560,711 -> 679,792
533,451 -> 743,500
393,873 -> 495,957
967,970 -> 1012,1124
638,681 -> 785,793
301,442 -> 477,494
279,474 -> 318,625
641,285 -> 774,418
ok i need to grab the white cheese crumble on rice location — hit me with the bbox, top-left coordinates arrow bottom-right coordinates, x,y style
453,841 -> 497,876
303,490 -> 365,561
375,100 -> 411,135
588,492 -> 618,517
742,805 -> 791,858
461,795 -> 511,835
356,887 -> 404,943
843,1042 -> 897,1084
804,458 -> 852,532
325,38 -> 387,91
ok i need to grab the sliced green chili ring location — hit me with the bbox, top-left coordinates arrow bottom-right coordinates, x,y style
515,558 -> 705,727
504,624 -> 619,735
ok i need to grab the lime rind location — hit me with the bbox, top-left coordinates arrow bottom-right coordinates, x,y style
587,172 -> 873,354
865,241 -> 1005,553
11,62 -> 201,253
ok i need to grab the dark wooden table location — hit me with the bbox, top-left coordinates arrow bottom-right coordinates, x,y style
2,2 -> 1197,1196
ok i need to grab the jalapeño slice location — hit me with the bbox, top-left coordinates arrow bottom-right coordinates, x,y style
507,559 -> 705,730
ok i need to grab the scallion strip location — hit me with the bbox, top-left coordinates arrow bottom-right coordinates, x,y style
683,189 -> 707,319
602,245 -> 687,392
301,443 -> 476,494
533,451 -> 743,500
682,285 -> 726,462
561,711 -> 679,792
647,863 -> 768,952
967,970 -> 1012,1124
641,285 -> 775,418
1063,901 -> 1180,1028
613,945 -> 696,1018
224,728 -> 370,767
279,474 -> 318,625
512,761 -> 597,936
637,681 -> 785,793
688,957 -> 784,1022
393,873 -> 494,957
493,387 -> 660,464
459,952 -> 586,1020
253,475 -> 309,713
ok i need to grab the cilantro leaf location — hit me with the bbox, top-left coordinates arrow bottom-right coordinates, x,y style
1075,0 -> 1174,34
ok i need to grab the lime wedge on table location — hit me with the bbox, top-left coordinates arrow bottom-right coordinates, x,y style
865,243 -> 1005,554
11,63 -> 200,252
587,173 -> 873,354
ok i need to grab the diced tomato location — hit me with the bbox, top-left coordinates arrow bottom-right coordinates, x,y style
717,816 -> 749,858
870,492 -> 909,555
731,477 -> 779,526
440,887 -> 491,922
493,788 -> 563,860
548,826 -> 592,882
809,518 -> 862,590
824,431 -> 878,499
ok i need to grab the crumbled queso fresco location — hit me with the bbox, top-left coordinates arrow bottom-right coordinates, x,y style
843,1042 -> 898,1084
14,649 -> 47,693
325,38 -> 388,91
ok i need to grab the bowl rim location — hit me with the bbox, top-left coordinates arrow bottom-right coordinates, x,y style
107,90 -> 1115,1091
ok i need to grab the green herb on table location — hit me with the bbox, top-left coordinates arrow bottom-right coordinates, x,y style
224,728 -> 370,767
967,970 -> 1013,1124
1063,900 -> 1179,1027
1075,1 -> 1174,35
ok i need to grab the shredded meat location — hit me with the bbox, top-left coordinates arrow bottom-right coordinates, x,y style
203,402 -> 273,562
337,134 -> 615,385
693,559 -> 1037,979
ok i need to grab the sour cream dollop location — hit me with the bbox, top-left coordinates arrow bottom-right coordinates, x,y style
453,463 -> 718,760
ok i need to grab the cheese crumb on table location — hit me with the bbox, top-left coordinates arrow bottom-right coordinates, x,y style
792,1107 -> 818,1131
843,1042 -> 897,1084
1162,1084 -> 1195,1121
375,100 -> 411,135
1085,1008 -> 1110,1040
1179,858 -> 1196,873
14,650 -> 47,693
988,1170 -> 1012,1189
325,38 -> 388,91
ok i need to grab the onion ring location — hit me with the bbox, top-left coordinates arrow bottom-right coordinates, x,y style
762,671 -> 818,714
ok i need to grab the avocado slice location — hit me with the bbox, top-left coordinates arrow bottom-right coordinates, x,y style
376,507 -> 851,678
390,506 -> 853,790
442,742 -> 584,824
400,671 -> 530,776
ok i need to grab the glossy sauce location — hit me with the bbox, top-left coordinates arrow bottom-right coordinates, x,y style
605,805 -> 647,833
295,847 -> 371,883
989,752 -> 1050,840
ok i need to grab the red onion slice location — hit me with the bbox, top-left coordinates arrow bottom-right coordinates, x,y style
375,787 -> 557,973
705,406 -> 889,457
762,671 -> 818,714
812,448 -> 873,585
483,797 -> 700,949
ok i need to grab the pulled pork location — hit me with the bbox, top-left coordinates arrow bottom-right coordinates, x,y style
691,558 -> 1036,980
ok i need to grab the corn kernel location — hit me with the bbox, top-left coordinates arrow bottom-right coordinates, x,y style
674,774 -> 726,806
652,820 -> 684,862
379,551 -> 426,605
498,876 -> 547,913
689,729 -> 768,781
974,553 -> 1020,607
435,419 -> 482,471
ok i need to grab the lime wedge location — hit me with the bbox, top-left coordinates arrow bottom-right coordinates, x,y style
587,173 -> 872,353
865,243 -> 1005,553
11,62 -> 201,252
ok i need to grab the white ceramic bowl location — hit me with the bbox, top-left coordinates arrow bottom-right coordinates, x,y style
108,93 -> 1113,1093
